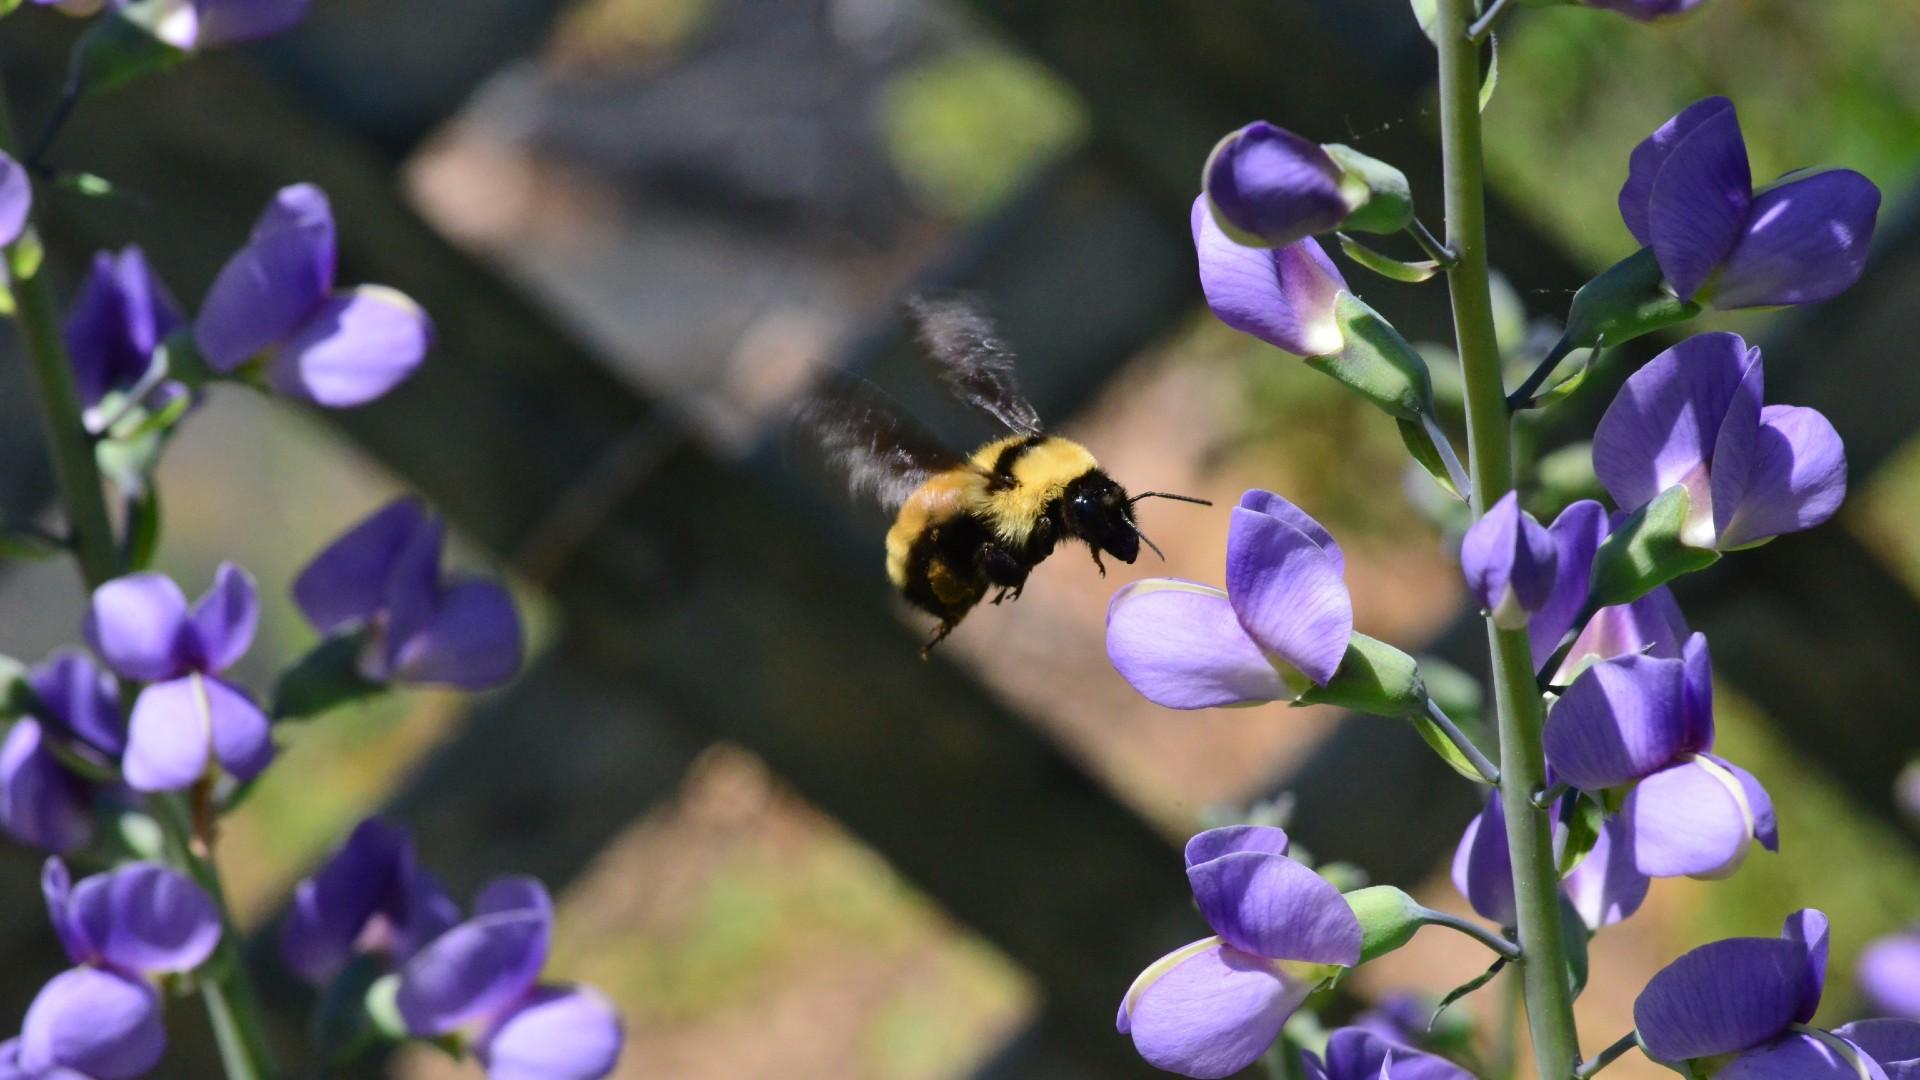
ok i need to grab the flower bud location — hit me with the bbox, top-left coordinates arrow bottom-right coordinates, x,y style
1344,885 -> 1427,964
1461,492 -> 1558,628
1203,122 -> 1412,249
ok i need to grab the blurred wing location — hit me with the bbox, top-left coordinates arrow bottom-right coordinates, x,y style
792,379 -> 970,512
904,294 -> 1045,436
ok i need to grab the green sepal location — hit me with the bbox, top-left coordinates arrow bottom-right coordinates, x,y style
364,974 -> 410,1042
0,655 -> 38,719
0,0 -> 25,20
1295,632 -> 1425,719
1309,292 -> 1434,422
70,5 -> 187,99
9,228 -> 44,283
1397,416 -> 1463,501
1563,248 -> 1701,351
1345,885 -> 1427,964
1589,484 -> 1719,607
1337,234 -> 1439,283
162,331 -> 215,390
1560,892 -> 1591,1000
1556,792 -> 1606,877
1324,144 -> 1414,236
123,487 -> 161,573
272,635 -> 385,723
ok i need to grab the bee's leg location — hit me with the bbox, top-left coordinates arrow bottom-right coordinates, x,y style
979,543 -> 1029,603
1089,548 -> 1106,577
921,618 -> 958,658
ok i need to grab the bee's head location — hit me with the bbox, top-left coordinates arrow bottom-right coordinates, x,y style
1064,474 -> 1213,565
1064,472 -> 1141,563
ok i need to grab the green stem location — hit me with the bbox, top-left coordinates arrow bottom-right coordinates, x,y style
1432,3 -> 1582,1078
1405,216 -> 1458,267
1507,333 -> 1577,411
151,794 -> 281,1080
1575,1031 -> 1639,1078
1416,903 -> 1521,959
1468,0 -> 1517,41
0,75 -> 116,589
1425,696 -> 1499,783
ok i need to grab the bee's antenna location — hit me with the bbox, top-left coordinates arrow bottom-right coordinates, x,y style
1135,526 -> 1167,561
1129,491 -> 1212,507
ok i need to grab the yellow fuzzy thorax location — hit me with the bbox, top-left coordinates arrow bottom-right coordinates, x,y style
969,435 -> 1099,546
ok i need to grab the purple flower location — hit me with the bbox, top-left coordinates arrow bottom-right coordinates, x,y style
396,878 -> 622,1080
1526,499 -> 1692,683
1860,928 -> 1920,1021
1301,1027 -> 1473,1080
0,652 -> 124,853
1636,910 -> 1906,1077
1544,635 -> 1779,879
1619,97 -> 1880,310
195,185 -> 430,407
1203,123 -> 1355,249
1595,333 -> 1845,552
0,150 -> 28,249
135,0 -> 309,50
7,858 -> 221,1079
65,247 -> 188,432
84,563 -> 274,792
1837,1020 -> 1920,1080
1461,491 -> 1557,629
1452,790 -> 1649,931
1193,196 -> 1348,358
1107,491 -> 1351,709
293,498 -> 523,690
1117,826 -> 1360,1079
280,818 -> 460,986
1580,0 -> 1705,20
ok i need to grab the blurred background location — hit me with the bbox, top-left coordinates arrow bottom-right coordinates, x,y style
2,0 -> 1919,1076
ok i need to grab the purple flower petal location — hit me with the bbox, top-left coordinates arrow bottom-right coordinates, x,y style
195,184 -> 335,371
1451,793 -> 1515,927
396,876 -> 552,1036
189,0 -> 310,47
1226,505 -> 1352,687
1193,196 -> 1348,358
1837,1020 -> 1920,1080
0,723 -> 94,854
292,497 -> 430,634
1530,500 -> 1608,670
1319,1027 -> 1476,1080
29,650 -> 124,757
1204,122 -> 1351,249
1120,939 -> 1311,1079
267,285 -> 433,407
1620,97 -> 1735,246
1240,490 -> 1344,577
19,968 -> 164,1080
1187,851 -> 1361,965
1552,586 -> 1690,685
1461,491 -> 1557,625
1565,813 -> 1649,930
281,818 -> 408,984
1706,753 -> 1778,851
0,151 -> 28,248
65,247 -> 183,411
479,985 -> 624,1080
1185,825 -> 1290,868
188,562 -> 258,674
1785,908 -> 1830,1024
1625,758 -> 1756,879
204,676 -> 274,782
1680,632 -> 1715,749
1720,1031 -> 1888,1080
376,515 -> 447,681
67,862 -> 220,975
121,677 -> 213,793
1646,104 -> 1752,300
85,574 -> 194,683
1707,346 -> 1767,544
1106,580 -> 1291,709
1715,405 -> 1847,550
1857,936 -> 1920,1021
1593,332 -> 1751,517
1544,653 -> 1697,791
1635,932 -> 1811,1060
1583,0 -> 1707,20
387,581 -> 524,691
1714,169 -> 1881,309
42,858 -> 92,966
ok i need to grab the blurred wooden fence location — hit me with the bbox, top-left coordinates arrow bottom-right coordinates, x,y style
1,1 -> 1917,1076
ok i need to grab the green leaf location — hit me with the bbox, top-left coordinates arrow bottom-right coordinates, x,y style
1309,292 -> 1435,422
1588,484 -> 1720,607
0,0 -> 25,19
1560,892 -> 1591,1000
272,636 -> 386,722
1337,234 -> 1440,283
1556,793 -> 1606,877
1430,955 -> 1508,1029
1296,632 -> 1426,719
123,488 -> 161,573
1397,416 -> 1463,501
71,6 -> 186,98
1410,710 -> 1492,784
1529,347 -> 1597,409
1346,885 -> 1426,963
1563,248 -> 1701,351
1479,32 -> 1499,112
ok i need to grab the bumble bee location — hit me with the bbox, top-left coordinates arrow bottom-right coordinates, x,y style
799,295 -> 1209,654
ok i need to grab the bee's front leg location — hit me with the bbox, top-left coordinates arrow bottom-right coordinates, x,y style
978,543 -> 1030,603
1089,548 -> 1106,577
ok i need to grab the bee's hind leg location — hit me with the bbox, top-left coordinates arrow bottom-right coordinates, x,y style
921,618 -> 959,658
1089,548 -> 1106,577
